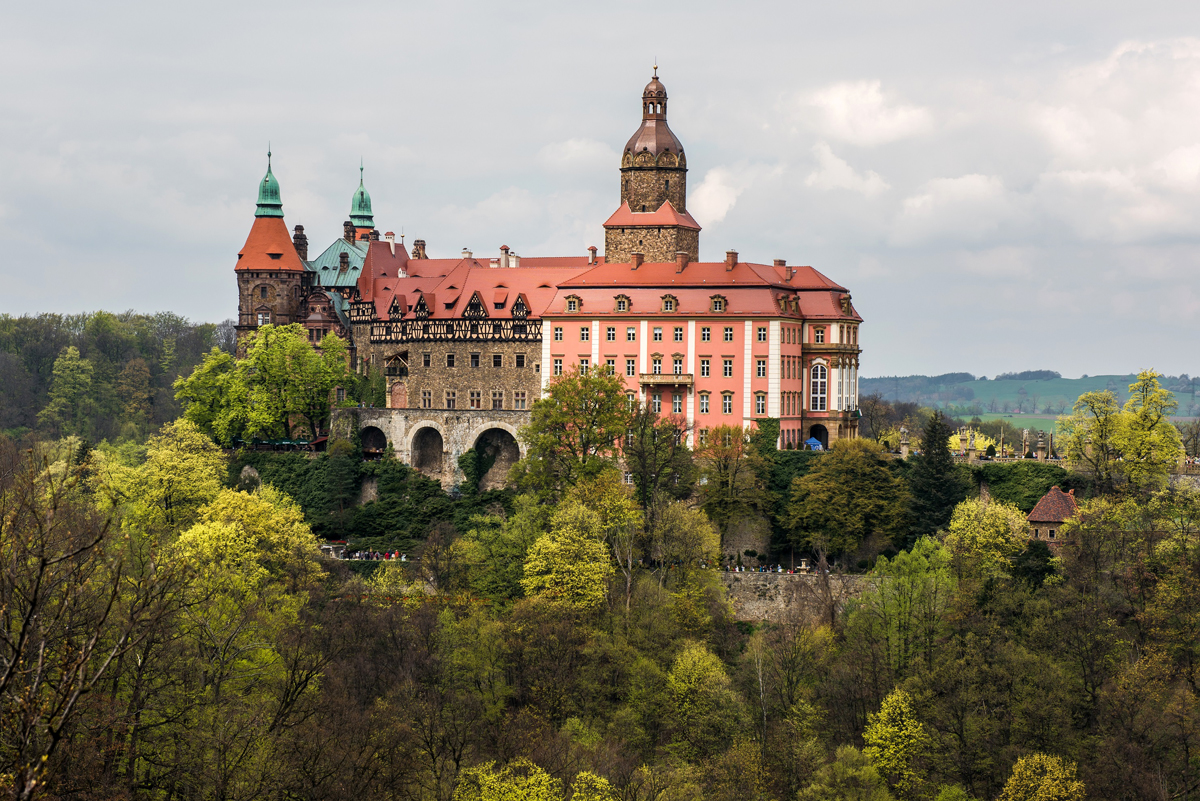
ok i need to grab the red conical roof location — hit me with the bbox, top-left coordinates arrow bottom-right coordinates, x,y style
235,216 -> 306,272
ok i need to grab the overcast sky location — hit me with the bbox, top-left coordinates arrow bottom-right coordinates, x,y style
3,1 -> 1200,378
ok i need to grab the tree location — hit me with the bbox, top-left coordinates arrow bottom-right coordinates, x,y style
622,403 -> 696,524
859,393 -> 895,442
649,499 -> 721,575
520,499 -> 614,611
516,365 -> 633,496
787,439 -> 909,561
907,411 -> 971,542
0,438 -> 178,800
116,357 -> 153,431
36,345 -> 95,438
1058,389 -> 1122,492
174,324 -> 349,445
695,425 -> 767,535
797,746 -> 894,801
845,537 -> 956,679
996,754 -> 1084,801
943,498 -> 1030,579
568,472 -> 643,616
863,689 -> 930,801
666,641 -> 742,759
1114,369 -> 1183,491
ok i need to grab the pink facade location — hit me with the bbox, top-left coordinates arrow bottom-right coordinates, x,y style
541,255 -> 861,448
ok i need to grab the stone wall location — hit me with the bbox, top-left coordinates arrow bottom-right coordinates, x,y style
403,342 -> 541,412
621,166 -> 688,214
719,571 -> 870,626
604,225 -> 700,264
332,407 -> 529,489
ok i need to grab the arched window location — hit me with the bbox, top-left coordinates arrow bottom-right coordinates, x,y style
810,364 -> 827,411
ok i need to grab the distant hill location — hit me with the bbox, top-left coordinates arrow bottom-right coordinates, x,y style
861,372 -> 1199,417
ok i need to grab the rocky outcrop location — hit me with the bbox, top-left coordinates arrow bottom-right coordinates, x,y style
719,571 -> 870,626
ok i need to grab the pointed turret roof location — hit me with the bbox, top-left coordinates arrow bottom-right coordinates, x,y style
255,150 -> 285,218
237,152 -> 305,273
624,68 -> 685,159
350,162 -> 374,229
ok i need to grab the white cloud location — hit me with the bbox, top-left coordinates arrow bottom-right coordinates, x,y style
805,142 -> 889,196
537,138 -> 617,174
891,174 -> 1012,245
690,167 -> 747,227
806,80 -> 933,147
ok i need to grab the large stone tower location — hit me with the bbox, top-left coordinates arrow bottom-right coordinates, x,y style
603,70 -> 701,264
234,152 -> 307,348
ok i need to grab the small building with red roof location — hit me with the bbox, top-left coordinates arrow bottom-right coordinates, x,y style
1028,486 -> 1078,545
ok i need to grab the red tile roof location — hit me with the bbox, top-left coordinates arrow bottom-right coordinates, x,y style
602,201 -> 701,231
1028,486 -> 1078,523
235,217 -> 306,272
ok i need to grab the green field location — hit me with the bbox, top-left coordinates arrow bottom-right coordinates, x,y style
862,373 -> 1199,417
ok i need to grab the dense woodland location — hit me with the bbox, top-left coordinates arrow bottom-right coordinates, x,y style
1,323 -> 1197,801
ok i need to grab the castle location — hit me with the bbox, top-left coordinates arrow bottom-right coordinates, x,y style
234,72 -> 863,485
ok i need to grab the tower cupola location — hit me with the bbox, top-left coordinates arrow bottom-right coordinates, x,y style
255,150 -> 285,218
350,162 -> 374,231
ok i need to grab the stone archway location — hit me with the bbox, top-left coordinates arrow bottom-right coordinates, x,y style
412,427 -> 445,476
808,424 -> 829,450
361,426 -> 387,454
472,428 -> 521,491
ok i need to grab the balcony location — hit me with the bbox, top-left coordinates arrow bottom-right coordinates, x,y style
639,372 -> 694,386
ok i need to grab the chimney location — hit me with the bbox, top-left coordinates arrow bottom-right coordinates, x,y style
462,248 -> 473,260
383,231 -> 395,256
675,251 -> 689,273
774,258 -> 786,268
631,251 -> 644,270
292,225 -> 308,260
588,245 -> 597,265
343,221 -> 355,242
339,252 -> 350,273
725,250 -> 738,271
500,245 -> 510,269
412,239 -> 427,259
511,252 -> 520,269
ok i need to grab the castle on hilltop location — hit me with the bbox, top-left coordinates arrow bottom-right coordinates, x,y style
234,72 -> 863,485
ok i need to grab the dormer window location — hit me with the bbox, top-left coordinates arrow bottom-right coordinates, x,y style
565,295 -> 582,313
661,295 -> 678,313
615,295 -> 630,312
710,295 -> 726,313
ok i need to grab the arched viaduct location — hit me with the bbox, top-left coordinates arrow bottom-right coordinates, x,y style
331,408 -> 529,490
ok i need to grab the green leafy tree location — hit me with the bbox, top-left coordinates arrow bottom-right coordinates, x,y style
863,689 -> 930,800
1058,389 -> 1122,492
845,537 -> 956,679
997,754 -> 1084,801
666,641 -> 743,759
568,472 -> 643,616
798,745 -> 894,801
622,403 -> 696,523
516,365 -> 633,496
695,425 -> 768,535
116,357 -> 153,431
174,324 -> 349,445
520,499 -> 614,611
907,411 -> 971,542
37,345 -> 95,437
944,497 -> 1030,579
787,439 -> 909,561
1114,369 -> 1183,491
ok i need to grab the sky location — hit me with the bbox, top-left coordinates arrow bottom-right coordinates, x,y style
3,0 -> 1200,378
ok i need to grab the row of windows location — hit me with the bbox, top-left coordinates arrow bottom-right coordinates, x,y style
567,295 -> 729,314
430,353 -> 528,368
420,390 -> 528,410
552,325 -> 747,343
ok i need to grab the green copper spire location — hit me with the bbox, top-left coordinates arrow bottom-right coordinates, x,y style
255,148 -> 284,218
349,160 -> 374,228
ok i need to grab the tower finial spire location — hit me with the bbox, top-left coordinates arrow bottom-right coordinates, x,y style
267,143 -> 272,169
653,59 -> 657,77
360,157 -> 364,185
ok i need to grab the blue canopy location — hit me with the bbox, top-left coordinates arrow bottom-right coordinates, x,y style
804,438 -> 824,451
